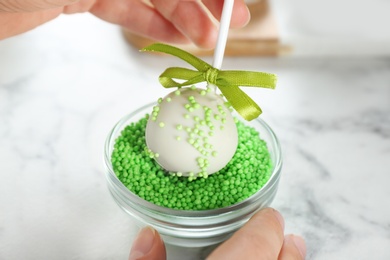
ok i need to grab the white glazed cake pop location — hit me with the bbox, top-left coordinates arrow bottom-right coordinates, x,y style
145,87 -> 238,177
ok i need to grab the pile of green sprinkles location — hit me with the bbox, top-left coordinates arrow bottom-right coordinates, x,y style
111,114 -> 273,210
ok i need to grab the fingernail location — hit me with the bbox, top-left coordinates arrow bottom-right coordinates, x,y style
243,5 -> 251,26
129,227 -> 156,260
292,235 -> 306,258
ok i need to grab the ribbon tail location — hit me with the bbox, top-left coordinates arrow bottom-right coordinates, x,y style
142,43 -> 211,72
160,75 -> 206,88
219,86 -> 262,121
159,67 -> 204,88
218,70 -> 277,89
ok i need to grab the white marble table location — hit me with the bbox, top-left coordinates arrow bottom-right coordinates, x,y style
0,14 -> 389,260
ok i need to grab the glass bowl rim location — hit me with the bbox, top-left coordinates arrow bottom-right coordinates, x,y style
104,102 -> 282,218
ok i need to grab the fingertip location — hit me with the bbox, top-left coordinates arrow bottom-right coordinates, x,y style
280,235 -> 306,260
208,207 -> 286,259
254,207 -> 284,231
129,227 -> 166,260
202,0 -> 250,29
291,235 -> 306,258
271,208 -> 285,231
230,1 -> 251,28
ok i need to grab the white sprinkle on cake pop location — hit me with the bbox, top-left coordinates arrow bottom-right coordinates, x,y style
145,87 -> 238,178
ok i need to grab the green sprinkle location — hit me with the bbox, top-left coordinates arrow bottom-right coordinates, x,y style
159,122 -> 165,128
176,136 -> 181,141
158,98 -> 163,103
166,97 -> 172,102
175,90 -> 181,96
111,114 -> 273,211
200,90 -> 206,96
176,124 -> 183,130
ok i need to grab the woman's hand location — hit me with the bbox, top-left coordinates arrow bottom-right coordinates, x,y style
129,207 -> 306,260
0,0 -> 250,48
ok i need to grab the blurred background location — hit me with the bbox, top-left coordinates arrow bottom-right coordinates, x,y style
123,0 -> 390,56
271,0 -> 390,56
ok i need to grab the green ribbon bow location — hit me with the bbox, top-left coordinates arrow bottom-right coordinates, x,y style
141,43 -> 277,121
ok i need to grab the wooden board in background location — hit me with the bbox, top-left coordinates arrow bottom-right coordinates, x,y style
123,0 -> 290,56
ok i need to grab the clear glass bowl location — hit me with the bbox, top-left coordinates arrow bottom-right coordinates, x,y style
104,102 -> 282,247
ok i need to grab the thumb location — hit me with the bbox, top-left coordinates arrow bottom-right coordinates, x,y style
0,0 -> 79,12
207,208 -> 285,259
129,227 -> 166,260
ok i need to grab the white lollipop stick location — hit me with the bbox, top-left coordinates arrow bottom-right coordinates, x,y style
209,0 -> 235,92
